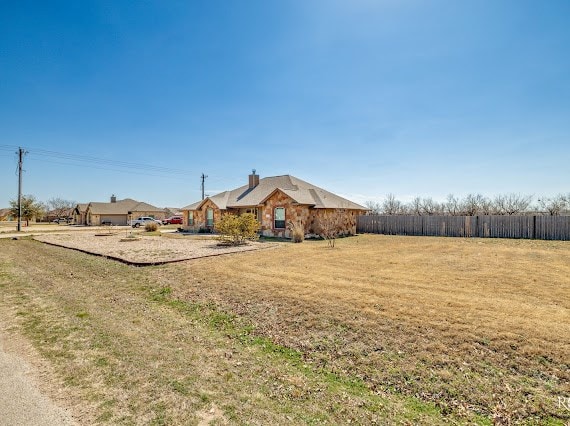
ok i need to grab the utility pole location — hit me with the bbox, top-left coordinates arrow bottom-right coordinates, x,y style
17,147 -> 26,232
200,173 -> 208,200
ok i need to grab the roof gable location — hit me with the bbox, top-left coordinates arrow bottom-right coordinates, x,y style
76,203 -> 89,212
259,188 -> 299,205
181,194 -> 225,211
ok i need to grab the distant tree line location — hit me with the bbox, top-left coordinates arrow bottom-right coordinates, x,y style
365,193 -> 570,216
8,195 -> 76,224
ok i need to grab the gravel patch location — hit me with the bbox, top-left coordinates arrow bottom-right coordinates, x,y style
34,233 -> 275,265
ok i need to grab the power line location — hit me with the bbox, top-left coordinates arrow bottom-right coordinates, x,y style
1,144 -> 195,176
29,149 -> 193,175
26,157 -> 187,180
0,144 -> 235,191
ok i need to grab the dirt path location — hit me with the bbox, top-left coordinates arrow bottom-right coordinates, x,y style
0,327 -> 77,426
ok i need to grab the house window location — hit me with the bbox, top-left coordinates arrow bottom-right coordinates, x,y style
206,208 -> 214,227
274,207 -> 285,229
188,211 -> 194,225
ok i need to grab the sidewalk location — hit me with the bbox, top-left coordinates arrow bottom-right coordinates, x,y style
0,329 -> 76,426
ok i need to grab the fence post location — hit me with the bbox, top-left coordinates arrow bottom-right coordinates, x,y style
475,216 -> 479,238
533,215 -> 536,239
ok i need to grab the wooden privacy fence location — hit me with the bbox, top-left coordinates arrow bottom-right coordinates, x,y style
357,215 -> 570,241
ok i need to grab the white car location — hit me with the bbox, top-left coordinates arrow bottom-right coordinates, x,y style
129,217 -> 162,228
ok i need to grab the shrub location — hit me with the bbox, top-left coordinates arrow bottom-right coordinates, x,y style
215,213 -> 260,245
145,221 -> 158,232
288,221 -> 305,243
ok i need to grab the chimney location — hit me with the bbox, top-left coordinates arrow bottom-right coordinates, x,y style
110,194 -> 117,203
248,169 -> 259,189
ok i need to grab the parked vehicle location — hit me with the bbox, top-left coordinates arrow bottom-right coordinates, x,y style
162,216 -> 183,225
52,217 -> 72,224
129,217 -> 162,228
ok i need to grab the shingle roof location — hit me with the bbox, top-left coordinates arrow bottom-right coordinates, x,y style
180,191 -> 231,211
75,203 -> 89,213
87,199 -> 163,215
181,200 -> 202,211
182,175 -> 367,211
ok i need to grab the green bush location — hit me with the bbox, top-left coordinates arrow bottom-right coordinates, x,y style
145,221 -> 158,232
215,213 -> 260,245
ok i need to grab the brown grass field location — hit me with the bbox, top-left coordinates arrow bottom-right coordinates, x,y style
0,234 -> 568,425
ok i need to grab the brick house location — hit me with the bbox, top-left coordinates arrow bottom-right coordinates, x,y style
84,195 -> 166,226
180,172 -> 368,237
0,208 -> 13,221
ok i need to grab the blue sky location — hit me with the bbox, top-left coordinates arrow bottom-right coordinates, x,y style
1,0 -> 569,208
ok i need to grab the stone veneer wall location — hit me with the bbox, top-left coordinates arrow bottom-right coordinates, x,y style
258,190 -> 307,238
307,208 -> 362,236
185,199 -> 223,229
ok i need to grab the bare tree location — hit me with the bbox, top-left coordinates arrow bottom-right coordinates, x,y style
420,197 -> 443,216
478,196 -> 495,215
462,193 -> 486,216
445,194 -> 461,216
382,193 -> 403,215
538,195 -> 568,216
364,192 -> 545,217
364,201 -> 382,215
47,197 -> 76,219
409,197 -> 423,216
494,193 -> 533,215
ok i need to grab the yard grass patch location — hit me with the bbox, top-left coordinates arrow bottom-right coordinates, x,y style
0,235 -> 568,424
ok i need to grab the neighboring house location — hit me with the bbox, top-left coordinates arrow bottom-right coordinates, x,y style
180,172 -> 368,238
164,207 -> 182,217
46,208 -> 75,223
0,208 -> 13,221
72,203 -> 89,225
84,195 -> 166,226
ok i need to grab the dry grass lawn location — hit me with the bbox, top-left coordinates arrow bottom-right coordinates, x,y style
156,235 -> 570,423
0,234 -> 568,425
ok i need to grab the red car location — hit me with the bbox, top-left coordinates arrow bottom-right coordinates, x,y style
162,216 -> 183,225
